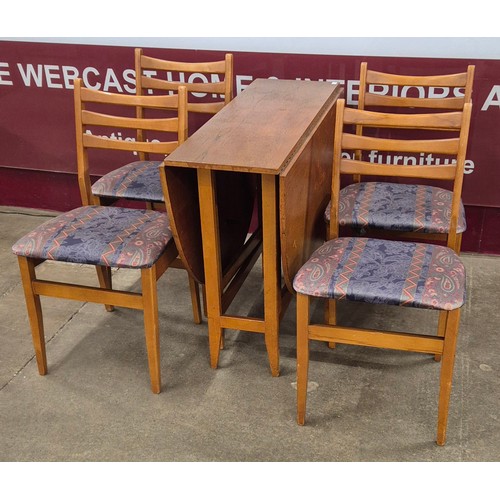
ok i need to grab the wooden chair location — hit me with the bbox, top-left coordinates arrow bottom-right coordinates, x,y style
324,63 -> 475,254
294,98 -> 472,445
12,205 -> 182,393
134,49 -> 234,317
74,78 -> 201,323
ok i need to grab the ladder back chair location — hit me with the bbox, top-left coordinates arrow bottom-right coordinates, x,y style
13,204 -> 183,394
135,48 -> 234,320
294,98 -> 472,445
325,63 -> 475,254
74,78 -> 201,323
135,48 -> 235,321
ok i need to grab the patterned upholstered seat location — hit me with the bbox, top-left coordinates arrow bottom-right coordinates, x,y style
324,182 -> 466,234
293,237 -> 465,311
12,205 -> 172,269
91,161 -> 164,203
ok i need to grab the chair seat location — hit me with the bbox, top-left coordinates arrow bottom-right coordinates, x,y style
324,182 -> 466,234
293,237 -> 465,311
91,161 -> 164,202
12,205 -> 173,269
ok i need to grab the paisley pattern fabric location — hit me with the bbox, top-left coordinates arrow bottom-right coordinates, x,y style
91,161 -> 164,202
324,182 -> 466,234
293,237 -> 466,311
12,205 -> 173,269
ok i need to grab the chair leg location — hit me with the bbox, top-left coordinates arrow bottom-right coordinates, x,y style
141,266 -> 161,394
436,309 -> 461,446
326,299 -> 337,349
188,275 -> 202,325
297,293 -> 311,425
455,233 -> 463,255
95,265 -> 114,312
434,311 -> 448,362
201,284 -> 208,318
17,256 -> 47,375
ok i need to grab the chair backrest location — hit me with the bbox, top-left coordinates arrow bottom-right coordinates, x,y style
134,49 -> 232,161
74,78 -> 187,205
135,48 -> 233,114
359,62 -> 474,111
352,63 -> 474,183
330,99 -> 473,251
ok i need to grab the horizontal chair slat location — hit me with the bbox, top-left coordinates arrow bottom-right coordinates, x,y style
364,93 -> 465,110
141,55 -> 227,73
81,110 -> 179,132
342,133 -> 460,155
366,69 -> 469,87
340,159 -> 457,180
188,102 -> 225,114
344,107 -> 463,129
80,86 -> 179,108
32,280 -> 144,310
141,76 -> 226,94
220,315 -> 266,333
83,134 -> 178,154
308,324 -> 444,355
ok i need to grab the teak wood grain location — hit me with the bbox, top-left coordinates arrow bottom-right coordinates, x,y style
164,78 -> 341,174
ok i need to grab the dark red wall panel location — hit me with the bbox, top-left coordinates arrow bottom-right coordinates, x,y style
1,40 -> 499,253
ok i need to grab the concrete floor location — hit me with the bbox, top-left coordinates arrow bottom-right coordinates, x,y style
1,206 -> 499,462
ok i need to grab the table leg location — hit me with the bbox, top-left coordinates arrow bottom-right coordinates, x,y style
261,174 -> 281,376
197,169 -> 224,369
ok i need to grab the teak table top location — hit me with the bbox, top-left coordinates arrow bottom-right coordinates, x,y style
163,78 -> 340,175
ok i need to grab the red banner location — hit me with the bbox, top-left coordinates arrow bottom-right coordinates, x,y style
1,40 -> 499,208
